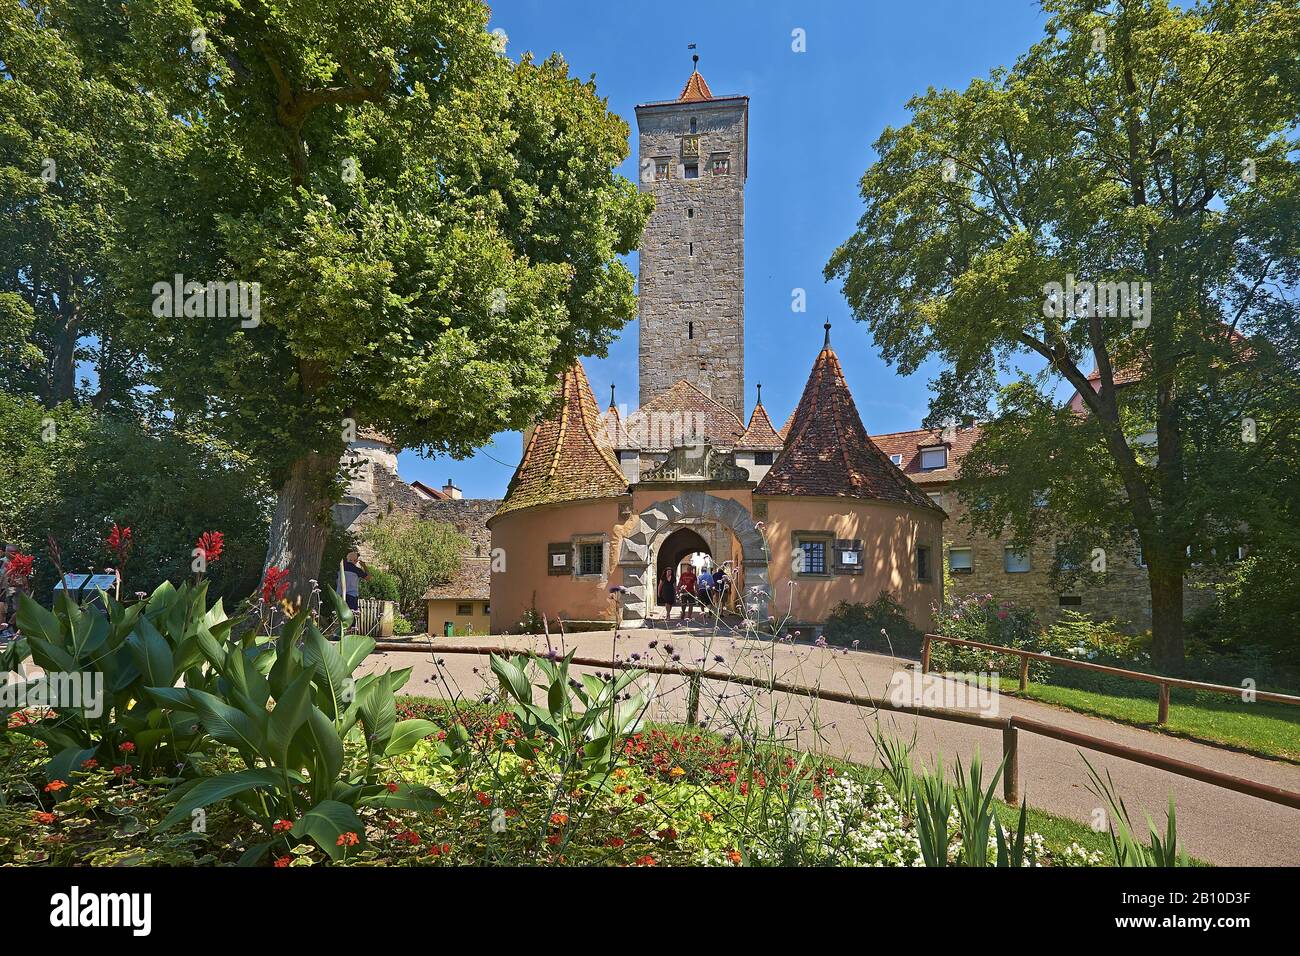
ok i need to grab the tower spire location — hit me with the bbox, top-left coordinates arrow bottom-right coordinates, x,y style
823,320 -> 832,349
609,383 -> 616,409
756,382 -> 762,406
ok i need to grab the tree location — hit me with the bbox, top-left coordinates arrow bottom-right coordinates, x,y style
0,0 -> 158,408
81,0 -> 650,600
0,391 -> 272,605
360,516 -> 465,620
826,0 -> 1299,669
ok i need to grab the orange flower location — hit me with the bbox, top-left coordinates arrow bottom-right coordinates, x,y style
44,779 -> 67,793
614,785 -> 629,795
635,855 -> 656,866
32,812 -> 56,825
549,812 -> 569,827
728,850 -> 742,865
700,811 -> 714,823
335,831 -> 360,847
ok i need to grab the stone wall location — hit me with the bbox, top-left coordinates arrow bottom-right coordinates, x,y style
636,97 -> 746,417
937,487 -> 1217,632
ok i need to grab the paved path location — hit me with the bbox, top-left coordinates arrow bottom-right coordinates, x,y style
361,627 -> 1300,866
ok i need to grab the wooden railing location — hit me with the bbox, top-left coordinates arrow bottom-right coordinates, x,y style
375,639 -> 1300,812
920,632 -> 1300,725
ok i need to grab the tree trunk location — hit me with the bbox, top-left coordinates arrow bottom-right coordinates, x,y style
263,450 -> 338,607
1147,557 -> 1186,674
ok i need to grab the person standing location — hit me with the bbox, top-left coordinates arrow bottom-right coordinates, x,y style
677,562 -> 698,624
713,563 -> 730,614
656,566 -> 676,625
697,564 -> 715,614
341,549 -> 370,614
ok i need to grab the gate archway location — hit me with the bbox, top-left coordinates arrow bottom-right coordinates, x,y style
618,492 -> 769,623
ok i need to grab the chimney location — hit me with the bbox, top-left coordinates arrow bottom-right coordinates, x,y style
442,478 -> 463,500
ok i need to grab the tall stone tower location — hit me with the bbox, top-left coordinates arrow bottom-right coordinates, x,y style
635,59 -> 748,419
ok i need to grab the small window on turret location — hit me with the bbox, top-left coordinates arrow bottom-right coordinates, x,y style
689,117 -> 697,132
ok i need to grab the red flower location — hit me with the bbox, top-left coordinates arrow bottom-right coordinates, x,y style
261,566 -> 291,604
813,785 -> 824,801
274,856 -> 292,868
3,552 -> 33,579
394,830 -> 421,845
195,530 -> 225,564
632,793 -> 647,805
657,827 -> 677,841
549,812 -> 569,827
32,812 -> 56,825
118,741 -> 135,753
44,779 -> 67,793
273,819 -> 293,832
105,523 -> 133,563
385,781 -> 399,793
605,837 -> 625,848
474,791 -> 491,807
80,758 -> 98,770
112,764 -> 131,776
546,834 -> 561,845
635,855 -> 656,866
335,831 -> 360,847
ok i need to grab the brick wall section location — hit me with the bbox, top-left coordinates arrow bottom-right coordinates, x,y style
636,93 -> 747,417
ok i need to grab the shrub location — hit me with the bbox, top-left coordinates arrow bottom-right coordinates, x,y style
822,592 -> 922,655
360,569 -> 400,604
931,593 -> 1044,678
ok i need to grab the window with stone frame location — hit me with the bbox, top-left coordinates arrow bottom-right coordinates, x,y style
794,534 -> 832,576
1003,547 -> 1031,573
711,153 -> 730,175
654,157 -> 671,180
684,162 -> 699,179
916,545 -> 933,582
576,539 -> 604,577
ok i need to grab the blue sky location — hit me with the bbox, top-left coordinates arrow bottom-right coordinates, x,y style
402,0 -> 1051,498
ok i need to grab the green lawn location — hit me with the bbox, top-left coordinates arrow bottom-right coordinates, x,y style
1008,679 -> 1300,763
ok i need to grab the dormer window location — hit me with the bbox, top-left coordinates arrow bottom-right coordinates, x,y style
919,445 -> 947,470
889,453 -> 903,467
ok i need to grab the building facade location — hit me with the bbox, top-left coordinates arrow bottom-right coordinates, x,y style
487,65 -> 944,635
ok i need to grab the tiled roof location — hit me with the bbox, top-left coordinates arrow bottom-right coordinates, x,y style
737,402 -> 784,450
496,361 -> 627,516
756,337 -> 940,511
870,425 -> 983,487
424,559 -> 490,601
678,69 -> 713,102
779,411 -> 794,441
358,427 -> 396,446
624,380 -> 746,450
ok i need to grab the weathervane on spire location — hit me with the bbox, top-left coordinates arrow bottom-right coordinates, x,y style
688,42 -> 698,70
823,318 -> 832,348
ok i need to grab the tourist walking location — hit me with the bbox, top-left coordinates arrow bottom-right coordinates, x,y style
656,566 -> 676,625
677,562 -> 698,623
341,549 -> 370,614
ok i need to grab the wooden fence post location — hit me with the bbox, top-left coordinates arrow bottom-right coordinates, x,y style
1158,683 -> 1170,725
920,634 -> 931,674
1019,656 -> 1030,693
1002,725 -> 1020,803
686,671 -> 702,726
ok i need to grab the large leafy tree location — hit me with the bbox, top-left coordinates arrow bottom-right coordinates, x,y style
827,0 -> 1299,669
74,0 -> 650,599
0,0 -> 158,407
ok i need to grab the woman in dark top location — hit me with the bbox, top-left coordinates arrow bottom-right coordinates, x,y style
657,567 -> 676,622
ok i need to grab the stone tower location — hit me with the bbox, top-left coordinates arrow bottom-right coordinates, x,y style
635,60 -> 748,419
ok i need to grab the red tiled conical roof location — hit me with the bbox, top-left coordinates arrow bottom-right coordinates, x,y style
678,69 -> 713,102
737,401 -> 784,451
497,361 -> 627,516
756,334 -> 940,510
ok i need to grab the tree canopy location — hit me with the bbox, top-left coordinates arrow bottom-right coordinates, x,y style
826,0 -> 1300,667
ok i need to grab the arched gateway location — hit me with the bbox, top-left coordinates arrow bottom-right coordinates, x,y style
618,492 -> 769,623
